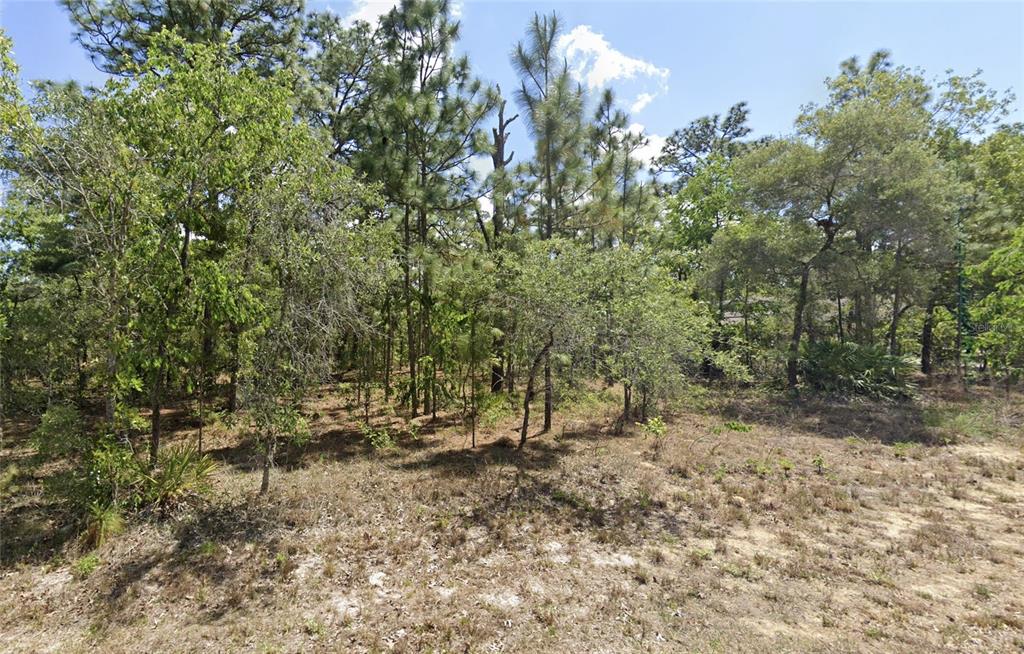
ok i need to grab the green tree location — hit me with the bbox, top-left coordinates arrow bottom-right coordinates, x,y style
504,240 -> 595,447
736,53 -> 954,387
61,0 -> 304,73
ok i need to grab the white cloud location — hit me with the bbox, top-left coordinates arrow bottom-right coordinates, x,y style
557,25 -> 670,115
628,123 -> 666,168
630,92 -> 656,114
468,155 -> 493,214
342,0 -> 462,27
468,154 -> 492,180
478,194 -> 494,216
342,0 -> 395,26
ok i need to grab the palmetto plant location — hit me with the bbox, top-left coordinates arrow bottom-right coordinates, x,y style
800,341 -> 915,399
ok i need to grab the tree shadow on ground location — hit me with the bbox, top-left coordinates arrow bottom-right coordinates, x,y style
397,434 -> 576,477
103,496 -> 285,613
716,394 -> 937,445
455,461 -> 689,547
0,495 -> 79,568
205,420 -> 450,475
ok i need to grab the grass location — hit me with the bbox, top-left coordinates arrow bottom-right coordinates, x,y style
72,554 -> 100,579
0,382 -> 1022,653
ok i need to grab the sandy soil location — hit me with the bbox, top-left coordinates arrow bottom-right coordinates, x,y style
1,385 -> 1022,653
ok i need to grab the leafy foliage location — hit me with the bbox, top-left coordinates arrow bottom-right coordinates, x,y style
799,342 -> 915,399
0,4 -> 1021,555
141,445 -> 218,508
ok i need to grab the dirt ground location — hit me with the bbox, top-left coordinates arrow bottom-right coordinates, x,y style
1,383 -> 1022,653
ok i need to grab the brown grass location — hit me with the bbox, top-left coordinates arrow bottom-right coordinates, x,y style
1,383 -> 1023,652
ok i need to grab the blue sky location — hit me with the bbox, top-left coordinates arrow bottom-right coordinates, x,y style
2,0 -> 1022,165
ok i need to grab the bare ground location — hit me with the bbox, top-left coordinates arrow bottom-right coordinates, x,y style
1,384 -> 1023,653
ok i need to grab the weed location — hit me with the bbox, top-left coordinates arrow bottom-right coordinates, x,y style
406,421 -> 421,441
724,420 -> 752,432
867,569 -> 895,588
83,502 -> 124,548
688,548 -> 713,566
73,554 -> 101,578
713,463 -> 728,483
0,463 -> 21,498
304,618 -> 326,637
812,454 -> 826,475
552,488 -> 593,513
778,458 -> 794,477
892,442 -> 914,459
641,416 -> 667,437
197,541 -> 218,557
722,563 -> 752,579
274,551 -> 297,577
744,458 -> 772,478
865,626 -> 886,640
360,422 -> 395,450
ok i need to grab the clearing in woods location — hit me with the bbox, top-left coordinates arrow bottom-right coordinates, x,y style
1,383 -> 1023,653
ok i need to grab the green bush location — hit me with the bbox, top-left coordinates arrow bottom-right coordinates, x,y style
32,403 -> 88,460
89,440 -> 142,504
72,553 -> 101,578
46,438 -> 215,536
142,445 -> 217,507
799,341 -> 914,399
724,420 -> 752,432
83,502 -> 124,548
360,422 -> 395,450
477,391 -> 517,429
641,416 -> 667,438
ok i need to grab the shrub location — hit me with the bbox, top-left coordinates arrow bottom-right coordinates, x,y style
0,463 -> 21,498
32,403 -> 88,460
779,458 -> 794,476
360,422 -> 395,450
89,440 -> 143,505
724,420 -> 752,432
641,416 -> 667,438
83,502 -> 124,548
812,454 -> 826,475
642,416 -> 669,459
72,553 -> 101,578
799,341 -> 915,399
48,438 -> 215,538
477,391 -> 517,429
142,445 -> 217,507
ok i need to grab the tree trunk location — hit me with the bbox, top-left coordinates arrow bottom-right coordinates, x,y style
470,318 -> 477,449
888,303 -> 911,357
227,322 -> 240,413
403,205 -> 418,416
383,294 -> 393,401
259,435 -> 276,495
836,294 -> 845,343
490,92 -> 517,240
105,348 -> 117,424
787,265 -> 812,389
622,382 -> 631,426
149,344 -> 166,470
519,336 -> 553,448
921,299 -> 935,374
888,245 -> 904,355
543,351 -> 553,432
490,353 -> 504,393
